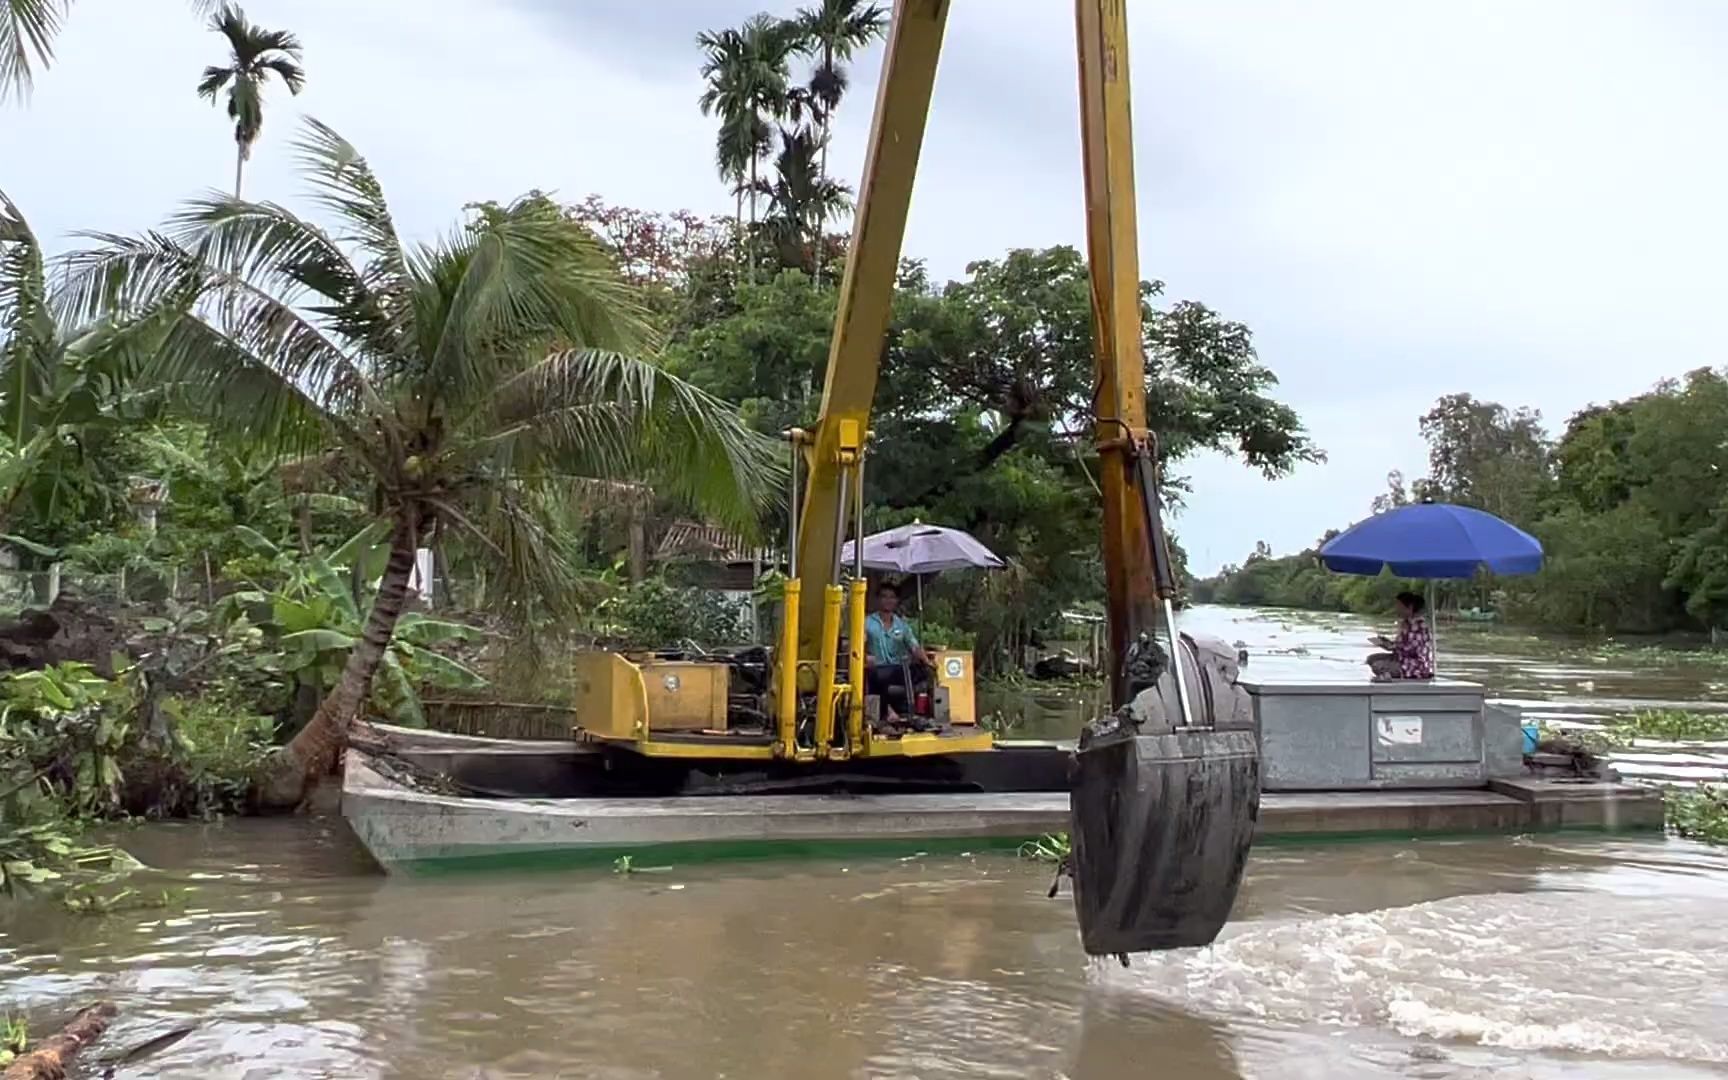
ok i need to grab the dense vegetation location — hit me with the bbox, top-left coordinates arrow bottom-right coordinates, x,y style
1196,377 -> 1728,636
0,1 -> 1320,894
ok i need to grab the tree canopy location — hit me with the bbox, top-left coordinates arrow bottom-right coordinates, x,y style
1198,369 -> 1728,635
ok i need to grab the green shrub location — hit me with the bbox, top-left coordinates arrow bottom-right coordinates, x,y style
156,691 -> 274,816
1608,709 -> 1728,742
0,663 -> 143,897
1666,785 -> 1728,845
595,578 -> 745,649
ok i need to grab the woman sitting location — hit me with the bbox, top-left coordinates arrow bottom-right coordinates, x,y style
1366,591 -> 1435,681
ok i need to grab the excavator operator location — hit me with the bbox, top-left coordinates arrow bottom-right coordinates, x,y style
863,581 -> 933,726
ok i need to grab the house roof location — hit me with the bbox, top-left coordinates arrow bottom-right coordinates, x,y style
653,520 -> 762,564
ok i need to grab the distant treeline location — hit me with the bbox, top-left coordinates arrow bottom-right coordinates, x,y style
1194,371 -> 1728,635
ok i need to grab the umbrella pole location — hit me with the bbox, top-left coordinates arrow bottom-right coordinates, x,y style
1427,579 -> 1439,670
916,573 -> 923,616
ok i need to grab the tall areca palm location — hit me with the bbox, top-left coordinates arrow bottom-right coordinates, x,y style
697,16 -> 797,256
795,1 -> 886,191
60,120 -> 780,806
696,26 -> 757,255
737,14 -> 799,236
195,2 -> 304,197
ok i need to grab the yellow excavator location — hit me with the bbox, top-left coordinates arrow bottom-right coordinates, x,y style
573,0 -> 1260,956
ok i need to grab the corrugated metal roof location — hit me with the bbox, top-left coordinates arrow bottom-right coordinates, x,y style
653,520 -> 766,564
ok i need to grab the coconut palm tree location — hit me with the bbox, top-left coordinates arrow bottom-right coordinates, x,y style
195,3 -> 304,197
3,1 -> 220,101
59,120 -> 781,807
795,0 -> 886,190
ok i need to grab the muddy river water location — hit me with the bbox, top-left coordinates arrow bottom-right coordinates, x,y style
5,606 -> 1728,1078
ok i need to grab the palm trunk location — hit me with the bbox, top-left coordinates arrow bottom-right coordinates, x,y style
734,185 -> 745,278
234,141 -> 245,199
255,510 -> 423,808
748,153 -> 759,283
815,44 -> 834,286
815,120 -> 830,284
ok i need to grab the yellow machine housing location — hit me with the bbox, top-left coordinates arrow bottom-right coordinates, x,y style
572,648 -> 989,761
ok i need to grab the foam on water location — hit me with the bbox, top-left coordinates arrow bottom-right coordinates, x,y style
1103,891 -> 1728,1066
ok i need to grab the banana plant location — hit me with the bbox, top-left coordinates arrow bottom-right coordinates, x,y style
218,524 -> 487,726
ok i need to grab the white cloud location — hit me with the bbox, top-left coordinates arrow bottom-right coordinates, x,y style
5,0 -> 1723,574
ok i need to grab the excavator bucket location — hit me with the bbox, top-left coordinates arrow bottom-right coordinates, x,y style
1067,635 -> 1261,956
1069,727 -> 1259,955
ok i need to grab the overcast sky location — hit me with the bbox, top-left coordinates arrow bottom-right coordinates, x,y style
5,0 -> 1724,573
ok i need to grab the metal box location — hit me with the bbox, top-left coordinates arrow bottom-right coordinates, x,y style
1244,679 -> 1496,791
640,661 -> 729,732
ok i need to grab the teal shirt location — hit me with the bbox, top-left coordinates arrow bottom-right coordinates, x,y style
865,612 -> 920,665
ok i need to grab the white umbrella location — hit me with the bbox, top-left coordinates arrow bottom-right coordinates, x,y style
841,520 -> 1003,609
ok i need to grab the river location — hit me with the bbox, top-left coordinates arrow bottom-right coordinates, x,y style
985,605 -> 1728,782
4,605 -> 1728,1079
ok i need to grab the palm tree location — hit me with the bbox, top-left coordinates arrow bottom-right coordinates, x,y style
60,120 -> 781,806
0,191 -> 184,524
696,27 -> 757,254
697,17 -> 799,279
4,1 -> 220,102
195,3 -> 304,197
757,127 -> 851,273
795,1 -> 886,193
736,14 -> 800,237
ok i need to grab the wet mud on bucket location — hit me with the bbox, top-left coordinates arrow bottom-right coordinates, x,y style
1067,727 -> 1261,956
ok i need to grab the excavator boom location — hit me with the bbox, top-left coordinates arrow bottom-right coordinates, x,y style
792,0 -> 949,657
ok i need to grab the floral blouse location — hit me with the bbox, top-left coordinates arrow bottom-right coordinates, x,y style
1394,615 -> 1435,679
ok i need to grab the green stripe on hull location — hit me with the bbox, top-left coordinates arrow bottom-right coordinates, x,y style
389,833 -> 1041,875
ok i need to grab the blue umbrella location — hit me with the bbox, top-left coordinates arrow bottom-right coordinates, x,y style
1319,503 -> 1543,579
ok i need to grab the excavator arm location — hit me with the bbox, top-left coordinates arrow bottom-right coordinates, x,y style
784,0 -> 1259,958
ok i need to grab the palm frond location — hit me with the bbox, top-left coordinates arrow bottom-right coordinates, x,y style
248,26 -> 301,59
0,0 -> 66,101
290,119 -> 415,359
164,194 -> 398,377
58,284 -> 202,410
0,189 -> 56,443
195,64 -> 233,100
154,314 -> 350,458
262,54 -> 303,94
56,230 -> 201,325
292,120 -> 408,289
55,229 -> 358,456
62,225 -> 362,412
419,197 -> 655,414
474,348 -> 782,535
208,2 -> 295,65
